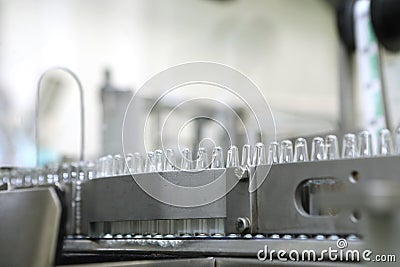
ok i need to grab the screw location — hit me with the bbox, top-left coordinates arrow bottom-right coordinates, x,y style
236,217 -> 251,233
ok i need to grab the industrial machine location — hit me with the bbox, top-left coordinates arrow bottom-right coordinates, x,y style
1,133 -> 400,266
1,0 -> 400,266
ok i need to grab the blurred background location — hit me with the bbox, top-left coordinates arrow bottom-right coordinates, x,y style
0,0 -> 399,166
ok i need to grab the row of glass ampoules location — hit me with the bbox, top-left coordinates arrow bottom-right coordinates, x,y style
96,146 -> 228,177
275,128 -> 400,162
267,128 -> 400,163
1,129 -> 397,184
0,162 -> 97,187
96,128 -> 400,178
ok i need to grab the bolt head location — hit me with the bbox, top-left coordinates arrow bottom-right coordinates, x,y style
236,217 -> 250,233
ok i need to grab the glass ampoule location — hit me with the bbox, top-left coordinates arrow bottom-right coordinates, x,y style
144,152 -> 155,173
132,152 -> 143,173
85,161 -> 96,180
342,133 -> 357,158
54,164 -> 61,183
69,162 -> 78,181
394,127 -> 400,155
113,154 -> 124,175
181,148 -> 192,170
357,130 -> 372,157
14,169 -> 24,187
325,135 -> 340,160
124,153 -> 134,174
211,146 -> 224,168
47,163 -> 60,183
195,147 -> 209,170
38,168 -> 46,185
377,129 -> 393,156
311,137 -> 325,161
241,144 -> 252,168
41,166 -> 51,185
164,149 -> 176,171
268,141 -> 280,164
1,169 -> 10,185
280,140 -> 293,163
96,156 -> 105,178
294,138 -> 309,162
154,149 -> 164,172
104,155 -> 114,176
253,142 -> 267,166
61,162 -> 70,182
42,168 -> 50,185
226,145 -> 240,167
78,161 -> 86,181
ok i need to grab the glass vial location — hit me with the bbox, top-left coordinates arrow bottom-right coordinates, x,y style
241,144 -> 252,168
357,130 -> 372,157
253,142 -> 267,166
280,140 -> 293,163
104,155 -> 113,176
325,135 -> 340,160
124,153 -> 134,174
377,129 -> 393,156
294,138 -> 309,162
132,152 -> 143,173
342,133 -> 357,159
144,152 -> 155,173
394,127 -> 400,155
164,149 -> 176,171
311,137 -> 325,161
226,145 -> 239,167
268,141 -> 280,164
211,146 -> 224,168
195,147 -> 209,170
113,154 -> 124,175
154,149 -> 164,171
181,148 -> 192,170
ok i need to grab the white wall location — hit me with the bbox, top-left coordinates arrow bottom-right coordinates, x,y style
0,0 -> 339,166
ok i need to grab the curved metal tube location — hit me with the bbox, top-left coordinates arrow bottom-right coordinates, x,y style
35,67 -> 85,166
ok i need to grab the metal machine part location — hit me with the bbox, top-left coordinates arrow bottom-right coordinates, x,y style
76,156 -> 400,238
2,155 -> 400,265
80,168 -> 235,236
318,180 -> 400,267
254,156 -> 400,235
363,182 -> 400,267
62,235 -> 363,262
371,0 -> 400,52
0,187 -> 63,267
58,256 -> 361,267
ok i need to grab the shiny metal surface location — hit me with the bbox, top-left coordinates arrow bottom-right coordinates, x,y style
215,257 -> 359,267
58,257 -> 360,267
63,236 -> 363,258
3,156 -> 398,266
0,187 -> 62,267
255,156 -> 400,234
80,168 -> 243,236
79,156 -> 400,236
59,258 -> 214,267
